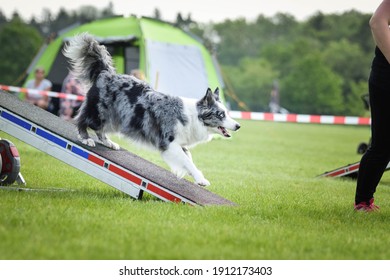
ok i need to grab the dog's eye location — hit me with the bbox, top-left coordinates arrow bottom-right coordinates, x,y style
217,112 -> 225,119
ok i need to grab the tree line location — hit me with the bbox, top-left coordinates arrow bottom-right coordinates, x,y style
0,4 -> 375,116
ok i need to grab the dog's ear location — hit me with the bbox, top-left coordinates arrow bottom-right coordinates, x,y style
213,87 -> 220,101
200,88 -> 215,106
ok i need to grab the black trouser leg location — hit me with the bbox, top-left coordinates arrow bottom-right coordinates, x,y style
355,82 -> 390,203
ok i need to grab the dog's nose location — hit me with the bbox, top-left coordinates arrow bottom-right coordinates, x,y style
235,123 -> 241,130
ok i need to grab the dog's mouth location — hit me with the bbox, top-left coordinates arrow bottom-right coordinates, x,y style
218,126 -> 231,138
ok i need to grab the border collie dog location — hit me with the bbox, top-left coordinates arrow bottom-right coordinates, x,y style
63,33 -> 240,186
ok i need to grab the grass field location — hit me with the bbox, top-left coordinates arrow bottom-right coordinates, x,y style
1,119 -> 390,260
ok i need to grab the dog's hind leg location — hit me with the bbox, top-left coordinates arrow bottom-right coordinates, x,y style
95,131 -> 120,150
77,122 -> 96,147
75,100 -> 98,147
161,142 -> 210,186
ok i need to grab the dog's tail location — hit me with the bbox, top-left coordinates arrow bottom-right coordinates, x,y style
63,33 -> 115,86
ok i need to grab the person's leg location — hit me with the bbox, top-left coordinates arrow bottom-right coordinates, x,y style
355,82 -> 390,204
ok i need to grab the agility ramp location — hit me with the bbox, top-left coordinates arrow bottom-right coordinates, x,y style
318,161 -> 390,178
0,91 -> 235,206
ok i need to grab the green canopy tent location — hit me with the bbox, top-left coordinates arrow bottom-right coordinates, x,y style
24,16 -> 225,105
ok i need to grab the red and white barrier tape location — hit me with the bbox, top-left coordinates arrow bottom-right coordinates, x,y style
0,84 -> 370,126
229,111 -> 371,126
0,84 -> 85,101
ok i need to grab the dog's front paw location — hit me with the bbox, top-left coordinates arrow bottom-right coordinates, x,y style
196,177 -> 210,187
80,137 -> 96,147
106,140 -> 120,150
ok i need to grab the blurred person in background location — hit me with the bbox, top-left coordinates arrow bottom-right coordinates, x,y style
59,71 -> 85,121
25,66 -> 52,110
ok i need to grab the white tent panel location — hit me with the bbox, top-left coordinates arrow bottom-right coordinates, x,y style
146,40 -> 209,99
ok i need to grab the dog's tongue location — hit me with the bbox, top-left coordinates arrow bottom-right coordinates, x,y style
218,126 -> 231,137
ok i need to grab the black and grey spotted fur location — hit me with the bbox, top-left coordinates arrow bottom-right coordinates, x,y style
63,33 -> 240,186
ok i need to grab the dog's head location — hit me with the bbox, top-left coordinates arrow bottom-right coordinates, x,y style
197,88 -> 241,138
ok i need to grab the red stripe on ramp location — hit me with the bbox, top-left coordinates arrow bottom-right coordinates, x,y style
88,154 -> 105,166
147,183 -> 182,203
108,164 -> 142,185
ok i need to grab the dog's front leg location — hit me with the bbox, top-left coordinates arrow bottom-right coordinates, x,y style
96,131 -> 120,150
182,147 -> 192,161
78,126 -> 96,147
161,143 -> 210,186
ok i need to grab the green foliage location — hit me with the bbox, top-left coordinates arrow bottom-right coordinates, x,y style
222,58 -> 279,111
303,11 -> 374,53
282,53 -> 344,114
0,17 -> 43,85
345,80 -> 369,116
213,18 -> 259,65
322,39 -> 370,83
322,39 -> 371,115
